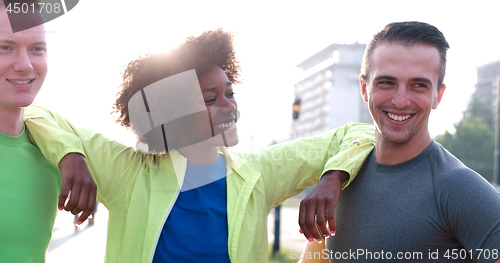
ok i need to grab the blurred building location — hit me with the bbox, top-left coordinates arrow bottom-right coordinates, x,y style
291,43 -> 371,139
475,59 -> 500,112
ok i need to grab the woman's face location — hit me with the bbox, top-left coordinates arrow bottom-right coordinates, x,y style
176,65 -> 239,149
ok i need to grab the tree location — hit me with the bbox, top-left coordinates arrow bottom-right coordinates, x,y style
435,94 -> 495,182
463,94 -> 494,129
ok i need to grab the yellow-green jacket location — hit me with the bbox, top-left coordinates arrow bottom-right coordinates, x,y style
23,104 -> 375,263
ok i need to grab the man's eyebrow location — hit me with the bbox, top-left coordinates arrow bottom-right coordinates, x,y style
0,40 -> 47,46
410,77 -> 432,84
226,81 -> 232,86
373,75 -> 397,82
0,40 -> 16,44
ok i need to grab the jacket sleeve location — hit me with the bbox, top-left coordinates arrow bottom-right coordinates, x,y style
245,122 -> 374,210
23,103 -> 85,166
23,103 -> 147,206
321,123 -> 375,189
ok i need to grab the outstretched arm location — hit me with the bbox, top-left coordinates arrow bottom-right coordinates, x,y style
246,123 -> 374,242
24,103 -> 147,207
24,105 -> 97,224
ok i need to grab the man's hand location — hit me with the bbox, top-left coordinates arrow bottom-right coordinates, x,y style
298,170 -> 348,242
59,153 -> 97,225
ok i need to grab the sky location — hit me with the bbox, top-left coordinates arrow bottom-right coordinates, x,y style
34,0 -> 500,151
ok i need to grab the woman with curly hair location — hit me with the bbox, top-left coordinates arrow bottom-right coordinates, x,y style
113,29 -> 242,155
24,29 -> 374,263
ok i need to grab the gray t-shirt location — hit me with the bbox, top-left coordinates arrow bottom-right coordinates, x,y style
326,141 -> 500,262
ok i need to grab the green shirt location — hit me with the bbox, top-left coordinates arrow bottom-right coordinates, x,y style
0,126 -> 61,263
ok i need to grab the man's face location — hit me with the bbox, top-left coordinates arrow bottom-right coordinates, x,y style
361,43 -> 445,146
0,8 -> 47,111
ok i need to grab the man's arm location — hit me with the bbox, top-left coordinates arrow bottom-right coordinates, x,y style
437,167 -> 500,261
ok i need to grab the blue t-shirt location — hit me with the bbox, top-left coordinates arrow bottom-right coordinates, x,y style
153,155 -> 230,262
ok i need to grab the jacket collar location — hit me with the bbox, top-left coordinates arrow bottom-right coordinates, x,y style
218,147 -> 255,181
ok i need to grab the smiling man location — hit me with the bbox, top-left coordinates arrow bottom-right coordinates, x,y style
0,4 -> 56,261
300,22 -> 500,262
0,1 -> 96,262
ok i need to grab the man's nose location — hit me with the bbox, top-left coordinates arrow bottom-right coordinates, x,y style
13,51 -> 33,72
391,85 -> 410,108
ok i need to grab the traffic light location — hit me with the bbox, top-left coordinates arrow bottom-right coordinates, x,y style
292,98 -> 300,120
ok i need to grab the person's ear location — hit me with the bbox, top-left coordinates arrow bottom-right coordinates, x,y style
433,84 -> 446,109
360,75 -> 369,103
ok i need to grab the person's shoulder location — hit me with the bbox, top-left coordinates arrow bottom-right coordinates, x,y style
429,141 -> 495,192
428,142 -> 468,173
429,143 -> 500,226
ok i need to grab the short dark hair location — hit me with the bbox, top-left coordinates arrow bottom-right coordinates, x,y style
113,28 -> 241,129
361,21 -> 450,90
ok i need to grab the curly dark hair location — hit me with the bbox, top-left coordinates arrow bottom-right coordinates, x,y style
113,28 -> 241,129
